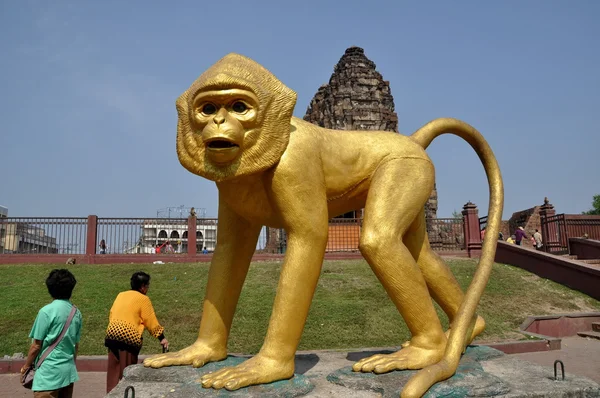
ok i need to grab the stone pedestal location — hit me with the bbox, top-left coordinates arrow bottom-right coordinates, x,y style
107,356 -> 314,398
106,346 -> 600,398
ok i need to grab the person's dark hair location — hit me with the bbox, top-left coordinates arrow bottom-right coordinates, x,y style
131,271 -> 151,291
46,269 -> 77,300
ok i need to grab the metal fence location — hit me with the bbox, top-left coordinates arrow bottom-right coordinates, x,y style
95,218 -> 227,255
427,218 -> 465,251
195,218 -> 219,253
1,216 -> 466,256
263,217 -> 464,254
327,218 -> 361,252
479,216 -> 487,232
540,214 -> 600,256
0,217 -> 87,254
259,220 -> 362,255
95,218 -> 362,255
96,218 -> 189,254
565,216 -> 600,241
540,214 -> 570,255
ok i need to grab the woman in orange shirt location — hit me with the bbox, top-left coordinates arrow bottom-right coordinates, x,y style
104,271 -> 169,393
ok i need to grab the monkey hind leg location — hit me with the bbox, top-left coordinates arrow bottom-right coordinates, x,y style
398,215 -> 487,398
353,158 -> 447,374
403,213 -> 486,347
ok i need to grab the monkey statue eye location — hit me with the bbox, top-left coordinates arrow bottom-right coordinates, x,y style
231,101 -> 248,113
201,103 -> 217,115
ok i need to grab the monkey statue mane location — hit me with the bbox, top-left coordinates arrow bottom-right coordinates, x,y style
176,53 -> 297,182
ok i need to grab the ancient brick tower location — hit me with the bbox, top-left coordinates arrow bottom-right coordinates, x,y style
303,46 -> 438,219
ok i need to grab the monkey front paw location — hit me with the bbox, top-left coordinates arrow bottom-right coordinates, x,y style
200,354 -> 294,391
352,345 -> 445,374
143,341 -> 226,369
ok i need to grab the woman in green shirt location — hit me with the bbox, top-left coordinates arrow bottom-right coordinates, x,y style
20,269 -> 83,398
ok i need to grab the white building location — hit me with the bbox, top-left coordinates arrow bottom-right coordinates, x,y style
130,219 -> 217,254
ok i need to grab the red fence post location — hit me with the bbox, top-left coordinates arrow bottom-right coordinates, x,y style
188,215 -> 197,257
86,215 -> 98,256
539,197 -> 556,220
462,202 -> 482,258
539,197 -> 557,253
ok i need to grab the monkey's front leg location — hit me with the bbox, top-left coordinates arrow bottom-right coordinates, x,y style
200,226 -> 327,390
144,199 -> 261,369
201,182 -> 329,390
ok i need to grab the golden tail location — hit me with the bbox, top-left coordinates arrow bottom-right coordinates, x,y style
403,118 -> 504,398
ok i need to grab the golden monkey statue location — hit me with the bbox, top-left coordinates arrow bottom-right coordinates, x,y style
144,53 -> 504,398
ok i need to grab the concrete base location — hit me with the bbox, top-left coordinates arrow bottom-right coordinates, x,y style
106,346 -> 600,398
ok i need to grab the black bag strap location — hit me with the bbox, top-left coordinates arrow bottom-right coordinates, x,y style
34,305 -> 78,369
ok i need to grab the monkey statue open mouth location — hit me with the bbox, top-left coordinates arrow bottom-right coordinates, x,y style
204,138 -> 240,164
143,53 -> 504,398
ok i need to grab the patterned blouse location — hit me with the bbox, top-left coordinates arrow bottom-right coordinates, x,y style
104,290 -> 165,356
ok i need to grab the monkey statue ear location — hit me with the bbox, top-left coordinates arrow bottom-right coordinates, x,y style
236,63 -> 297,177
256,76 -> 297,137
175,91 -> 199,176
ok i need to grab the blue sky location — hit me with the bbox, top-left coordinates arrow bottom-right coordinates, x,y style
1,0 -> 598,219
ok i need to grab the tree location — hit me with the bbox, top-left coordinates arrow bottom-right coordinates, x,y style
582,194 -> 600,215
452,209 -> 462,219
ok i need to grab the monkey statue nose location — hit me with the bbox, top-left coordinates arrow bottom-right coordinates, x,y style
213,109 -> 228,126
213,115 -> 225,125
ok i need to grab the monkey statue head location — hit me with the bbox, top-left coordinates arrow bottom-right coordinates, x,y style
176,53 -> 298,182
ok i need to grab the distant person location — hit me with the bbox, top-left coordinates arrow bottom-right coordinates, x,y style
506,235 -> 516,244
498,231 -> 504,241
105,271 -> 168,393
21,269 -> 83,398
480,228 -> 486,241
202,247 -> 208,254
514,227 -> 527,246
533,229 -> 543,250
99,239 -> 107,254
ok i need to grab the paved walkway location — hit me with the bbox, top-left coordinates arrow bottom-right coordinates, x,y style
2,336 -> 598,398
1,372 -> 106,398
510,336 -> 600,383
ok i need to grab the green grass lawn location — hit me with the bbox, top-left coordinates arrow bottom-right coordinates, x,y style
1,259 -> 599,357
